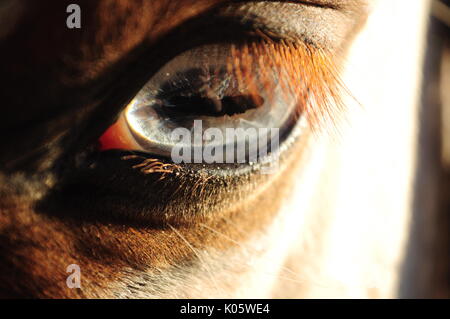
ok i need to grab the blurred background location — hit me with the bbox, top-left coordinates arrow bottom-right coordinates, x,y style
410,0 -> 450,298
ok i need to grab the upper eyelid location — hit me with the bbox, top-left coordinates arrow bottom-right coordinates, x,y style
217,1 -> 368,52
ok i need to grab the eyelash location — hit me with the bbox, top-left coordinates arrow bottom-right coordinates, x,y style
227,36 -> 347,132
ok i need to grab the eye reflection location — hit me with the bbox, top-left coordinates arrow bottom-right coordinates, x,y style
156,67 -> 265,118
123,43 -> 299,159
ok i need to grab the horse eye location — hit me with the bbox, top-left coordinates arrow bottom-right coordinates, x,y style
99,42 -> 304,164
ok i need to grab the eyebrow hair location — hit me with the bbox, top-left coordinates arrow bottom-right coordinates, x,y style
298,0 -> 351,8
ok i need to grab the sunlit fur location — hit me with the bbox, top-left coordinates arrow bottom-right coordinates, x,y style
228,38 -> 347,133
